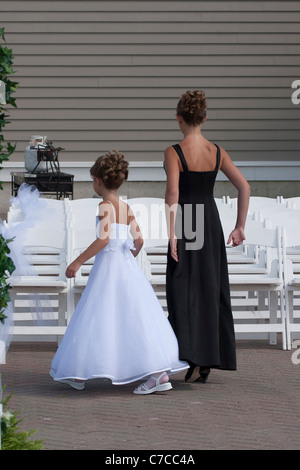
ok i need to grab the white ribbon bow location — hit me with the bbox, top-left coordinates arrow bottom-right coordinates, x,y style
121,239 -> 136,258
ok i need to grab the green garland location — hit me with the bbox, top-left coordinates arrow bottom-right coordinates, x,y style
0,30 -> 43,451
0,26 -> 18,189
0,27 -> 18,322
0,235 -> 15,323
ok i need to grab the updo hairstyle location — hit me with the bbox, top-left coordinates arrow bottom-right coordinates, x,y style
90,150 -> 129,190
176,90 -> 207,126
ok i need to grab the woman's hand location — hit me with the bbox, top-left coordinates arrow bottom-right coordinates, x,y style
227,227 -> 245,247
66,260 -> 82,278
170,236 -> 178,262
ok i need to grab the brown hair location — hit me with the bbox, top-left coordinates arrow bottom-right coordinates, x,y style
90,150 -> 129,190
176,90 -> 207,126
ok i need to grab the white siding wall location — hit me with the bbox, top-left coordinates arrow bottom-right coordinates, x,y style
0,0 -> 300,166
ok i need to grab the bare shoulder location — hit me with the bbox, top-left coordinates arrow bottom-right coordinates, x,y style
164,144 -> 173,154
98,200 -> 112,209
164,145 -> 177,158
218,146 -> 250,190
218,145 -> 241,177
218,145 -> 234,170
98,200 -> 113,219
164,145 -> 181,173
119,200 -> 136,224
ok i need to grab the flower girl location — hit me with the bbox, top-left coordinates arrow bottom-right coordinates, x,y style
50,150 -> 188,394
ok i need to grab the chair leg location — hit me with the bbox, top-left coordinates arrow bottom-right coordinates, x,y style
258,291 -> 266,310
57,292 -> 67,345
269,291 -> 278,345
279,290 -> 287,351
285,289 -> 293,351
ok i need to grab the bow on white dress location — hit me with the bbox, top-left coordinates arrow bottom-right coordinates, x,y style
121,239 -> 136,259
103,238 -> 136,259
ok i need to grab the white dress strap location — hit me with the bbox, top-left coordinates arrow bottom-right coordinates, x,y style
106,200 -> 116,223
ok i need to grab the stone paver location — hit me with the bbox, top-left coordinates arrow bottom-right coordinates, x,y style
1,340 -> 300,450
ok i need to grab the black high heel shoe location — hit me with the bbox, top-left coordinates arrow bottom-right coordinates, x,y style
185,363 -> 211,383
185,362 -> 198,382
195,367 -> 210,384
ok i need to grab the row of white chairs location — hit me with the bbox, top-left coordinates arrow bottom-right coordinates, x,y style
4,195 -> 300,351
139,198 -> 300,352
228,195 -> 300,211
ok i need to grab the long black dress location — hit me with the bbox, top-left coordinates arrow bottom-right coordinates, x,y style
166,143 -> 236,371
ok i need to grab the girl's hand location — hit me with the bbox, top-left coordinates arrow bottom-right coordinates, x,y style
170,236 -> 178,262
66,260 -> 82,278
227,227 -> 245,247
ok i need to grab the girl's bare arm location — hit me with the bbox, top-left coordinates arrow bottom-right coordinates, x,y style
128,206 -> 144,256
66,202 -> 111,278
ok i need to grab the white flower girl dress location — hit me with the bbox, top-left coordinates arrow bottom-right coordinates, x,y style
50,200 -> 188,388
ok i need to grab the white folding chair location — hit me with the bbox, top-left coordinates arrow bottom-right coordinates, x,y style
227,196 -> 282,214
126,198 -> 168,298
282,220 -> 300,350
9,228 -> 68,344
281,197 -> 300,210
263,210 -> 300,275
6,196 -> 67,231
228,223 -> 286,349
218,205 -> 265,273
65,198 -> 101,228
66,227 -> 96,322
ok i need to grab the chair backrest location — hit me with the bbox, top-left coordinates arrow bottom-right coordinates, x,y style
23,227 -> 67,251
67,198 -> 101,210
282,221 -> 300,282
282,196 -> 300,209
7,209 -> 23,225
71,228 -> 96,252
11,227 -> 67,279
242,222 -> 283,278
214,196 -> 226,204
7,198 -> 67,230
263,210 -> 300,230
66,198 -> 100,228
218,209 -> 265,243
40,199 -> 66,220
67,228 -> 97,279
282,220 -> 300,248
244,225 -> 281,248
127,198 -> 168,246
227,196 -> 281,212
43,199 -> 65,208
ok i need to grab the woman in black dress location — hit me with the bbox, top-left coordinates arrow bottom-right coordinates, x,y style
164,90 -> 251,383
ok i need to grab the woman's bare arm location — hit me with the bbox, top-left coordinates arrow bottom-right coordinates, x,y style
164,146 -> 180,261
220,148 -> 251,246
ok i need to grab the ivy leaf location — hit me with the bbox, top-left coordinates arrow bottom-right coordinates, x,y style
0,27 -> 17,322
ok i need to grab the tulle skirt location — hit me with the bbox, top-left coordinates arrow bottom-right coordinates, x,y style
50,248 -> 188,384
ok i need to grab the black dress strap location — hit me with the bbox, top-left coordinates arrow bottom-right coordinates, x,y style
173,144 -> 189,172
213,144 -> 220,172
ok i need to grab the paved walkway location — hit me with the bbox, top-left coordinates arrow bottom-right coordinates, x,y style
1,340 -> 300,450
